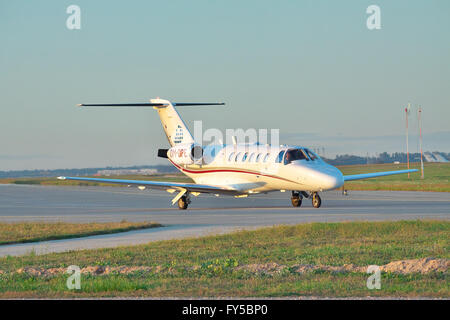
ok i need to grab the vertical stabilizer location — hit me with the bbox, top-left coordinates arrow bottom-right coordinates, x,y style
150,98 -> 195,146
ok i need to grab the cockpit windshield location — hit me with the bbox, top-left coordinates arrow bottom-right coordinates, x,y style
284,148 -> 309,164
304,148 -> 318,161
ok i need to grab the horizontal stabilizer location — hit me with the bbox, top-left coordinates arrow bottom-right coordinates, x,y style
78,103 -> 167,107
76,98 -> 224,146
173,103 -> 225,106
78,103 -> 225,107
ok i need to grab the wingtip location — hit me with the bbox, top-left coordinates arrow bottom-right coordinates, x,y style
57,176 -> 66,180
76,104 -> 83,107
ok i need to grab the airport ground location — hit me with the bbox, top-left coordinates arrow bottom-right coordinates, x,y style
0,162 -> 448,298
0,185 -> 448,298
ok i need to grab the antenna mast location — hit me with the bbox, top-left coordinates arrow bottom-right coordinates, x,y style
418,106 -> 424,179
405,103 -> 410,178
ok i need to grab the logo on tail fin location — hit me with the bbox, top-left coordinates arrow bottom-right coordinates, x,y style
174,125 -> 184,144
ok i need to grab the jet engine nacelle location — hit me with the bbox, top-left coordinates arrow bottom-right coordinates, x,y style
168,143 -> 204,165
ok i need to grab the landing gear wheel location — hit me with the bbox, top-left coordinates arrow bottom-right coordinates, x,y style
291,193 -> 302,207
291,197 -> 302,207
178,196 -> 188,210
312,193 -> 321,208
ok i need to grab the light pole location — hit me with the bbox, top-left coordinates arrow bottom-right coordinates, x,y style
418,107 -> 424,179
405,103 -> 410,178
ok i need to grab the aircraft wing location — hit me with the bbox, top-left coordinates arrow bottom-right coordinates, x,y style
57,176 -> 241,195
343,169 -> 418,181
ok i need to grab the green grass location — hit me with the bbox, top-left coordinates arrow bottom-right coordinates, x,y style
0,220 -> 448,298
0,221 -> 162,245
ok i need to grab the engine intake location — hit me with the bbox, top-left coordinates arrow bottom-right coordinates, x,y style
191,145 -> 203,161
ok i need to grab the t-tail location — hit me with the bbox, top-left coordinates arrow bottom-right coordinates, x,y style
77,98 -> 225,146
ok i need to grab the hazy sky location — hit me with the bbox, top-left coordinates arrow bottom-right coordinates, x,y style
1,1 -> 449,170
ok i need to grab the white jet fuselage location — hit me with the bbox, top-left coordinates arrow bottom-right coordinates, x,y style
167,143 -> 344,194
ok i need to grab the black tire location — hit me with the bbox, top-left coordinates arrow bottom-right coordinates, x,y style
312,194 -> 321,208
291,197 -> 302,207
178,196 -> 188,210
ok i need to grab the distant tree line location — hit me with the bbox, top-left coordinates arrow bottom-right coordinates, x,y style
0,165 -> 178,179
324,152 -> 448,166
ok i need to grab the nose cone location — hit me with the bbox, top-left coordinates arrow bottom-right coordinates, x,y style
315,166 -> 344,190
321,171 -> 344,190
291,163 -> 344,191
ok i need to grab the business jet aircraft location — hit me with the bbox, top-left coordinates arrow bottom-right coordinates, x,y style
58,98 -> 417,209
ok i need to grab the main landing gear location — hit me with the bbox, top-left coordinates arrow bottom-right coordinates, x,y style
291,191 -> 322,208
177,194 -> 191,210
291,191 -> 302,207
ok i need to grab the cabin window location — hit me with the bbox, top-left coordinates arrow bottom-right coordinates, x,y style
263,153 -> 270,163
276,150 -> 285,163
242,152 -> 248,162
228,152 -> 235,162
235,152 -> 242,162
249,153 -> 255,162
256,153 -> 262,162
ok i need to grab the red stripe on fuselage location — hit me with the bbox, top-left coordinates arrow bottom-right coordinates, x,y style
168,159 -> 296,184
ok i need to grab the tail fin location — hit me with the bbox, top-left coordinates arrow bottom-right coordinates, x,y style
78,98 -> 225,147
150,98 -> 194,146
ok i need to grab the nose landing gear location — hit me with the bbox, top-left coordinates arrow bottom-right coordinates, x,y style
312,192 -> 322,208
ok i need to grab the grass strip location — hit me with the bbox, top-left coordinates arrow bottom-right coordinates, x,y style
0,221 -> 162,246
0,220 -> 448,297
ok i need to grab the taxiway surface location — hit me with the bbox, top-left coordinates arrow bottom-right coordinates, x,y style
0,184 -> 448,256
